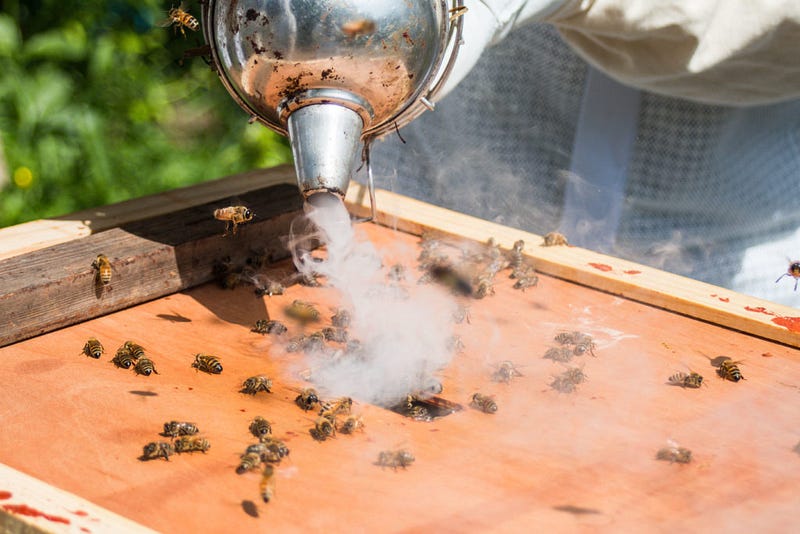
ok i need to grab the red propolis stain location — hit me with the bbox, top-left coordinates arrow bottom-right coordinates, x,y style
772,316 -> 800,333
623,270 -> 641,275
0,491 -> 11,500
2,504 -> 71,525
762,352 -> 774,358
588,263 -> 613,272
744,306 -> 776,316
72,510 -> 89,516
718,297 -> 730,303
81,528 -> 91,533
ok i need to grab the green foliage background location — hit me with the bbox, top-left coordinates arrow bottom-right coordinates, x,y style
0,0 -> 293,227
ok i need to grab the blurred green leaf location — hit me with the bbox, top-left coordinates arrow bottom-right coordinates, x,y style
0,14 -> 21,57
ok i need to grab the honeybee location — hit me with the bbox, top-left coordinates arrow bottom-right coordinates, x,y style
122,341 -> 146,360
253,279 -> 285,297
473,274 -> 495,299
387,264 -> 406,282
82,338 -> 104,359
174,436 -> 210,453
330,308 -> 352,328
322,326 -> 349,343
507,240 -> 525,273
160,4 -> 199,37
717,359 -> 745,382
288,332 -> 326,354
260,464 -> 276,503
451,304 -> 471,324
775,260 -> 800,291
249,416 -> 272,438
92,254 -> 112,286
134,356 -> 158,376
236,451 -> 262,474
162,421 -> 199,438
192,353 -> 223,374
256,437 -> 290,459
513,273 -> 539,291
668,371 -> 704,389
543,231 -> 569,247
285,300 -> 320,323
241,375 -> 273,395
543,346 -> 574,363
142,441 -> 174,461
492,360 -> 524,383
554,331 -> 596,356
338,415 -> 365,434
112,346 -> 136,369
341,18 -> 376,37
295,388 -> 320,411
320,396 -> 353,416
251,319 -> 288,335
310,416 -> 336,441
448,5 -> 468,23
470,393 -> 498,414
550,366 -> 586,394
554,331 -> 581,345
376,449 -> 415,470
213,205 -> 254,236
656,440 -> 692,464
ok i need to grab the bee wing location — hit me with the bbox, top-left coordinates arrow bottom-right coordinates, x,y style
157,16 -> 176,27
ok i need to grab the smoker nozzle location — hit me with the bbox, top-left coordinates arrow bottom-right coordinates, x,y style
287,105 -> 364,201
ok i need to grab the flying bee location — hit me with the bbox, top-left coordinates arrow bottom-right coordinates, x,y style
213,205 -> 254,236
174,436 -> 210,453
162,421 -> 199,438
470,393 -> 498,414
338,414 -> 365,434
92,254 -> 113,286
241,375 -> 273,395
448,5 -> 468,23
668,371 -> 704,389
236,451 -> 262,474
331,308 -> 351,328
341,18 -> 376,37
543,231 -> 569,247
82,338 -> 104,359
192,353 -> 223,374
543,346 -> 575,363
717,359 -> 745,382
260,464 -> 276,503
249,416 -> 272,438
322,326 -> 348,343
134,356 -> 158,376
159,4 -> 199,37
252,319 -> 288,335
320,396 -> 353,416
122,341 -> 146,360
112,346 -> 136,369
142,441 -> 174,461
656,440 -> 692,464
775,259 -> 800,291
420,261 -> 473,297
492,360 -> 524,383
285,300 -> 320,323
310,416 -> 336,441
376,449 -> 415,470
294,387 -> 320,411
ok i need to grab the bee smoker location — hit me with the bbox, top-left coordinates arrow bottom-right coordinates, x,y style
200,0 -> 465,212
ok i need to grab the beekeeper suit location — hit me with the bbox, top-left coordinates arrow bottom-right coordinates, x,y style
371,1 -> 800,306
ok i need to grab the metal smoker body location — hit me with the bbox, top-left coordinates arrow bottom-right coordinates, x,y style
201,0 -> 464,205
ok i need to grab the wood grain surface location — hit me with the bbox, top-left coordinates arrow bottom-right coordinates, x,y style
1,222 -> 799,533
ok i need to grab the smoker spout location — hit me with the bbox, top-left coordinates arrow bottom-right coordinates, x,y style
287,104 -> 364,200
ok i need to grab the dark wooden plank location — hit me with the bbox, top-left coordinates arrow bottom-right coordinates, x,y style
0,184 -> 304,347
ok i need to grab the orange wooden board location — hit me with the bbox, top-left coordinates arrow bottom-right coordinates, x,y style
1,222 -> 800,532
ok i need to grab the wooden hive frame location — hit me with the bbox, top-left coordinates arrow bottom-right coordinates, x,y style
2,165 -> 800,532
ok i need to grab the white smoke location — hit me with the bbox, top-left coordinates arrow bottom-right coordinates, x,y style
288,193 -> 455,406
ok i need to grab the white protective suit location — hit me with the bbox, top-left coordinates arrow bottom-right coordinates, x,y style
371,0 -> 800,306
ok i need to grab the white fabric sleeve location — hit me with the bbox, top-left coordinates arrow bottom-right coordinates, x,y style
436,0 -> 569,98
542,1 -> 800,105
